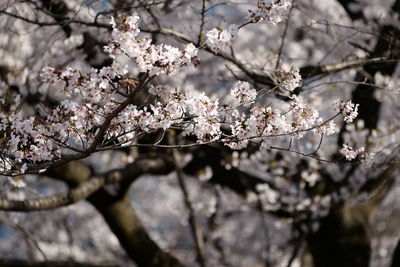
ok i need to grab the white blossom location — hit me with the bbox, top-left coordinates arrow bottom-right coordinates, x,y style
335,100 -> 359,123
277,67 -> 302,91
249,0 -> 292,24
339,144 -> 358,160
230,81 -> 257,106
206,24 -> 238,53
106,15 -> 199,75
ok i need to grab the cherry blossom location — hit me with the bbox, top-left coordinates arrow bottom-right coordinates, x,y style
340,144 -> 358,160
230,81 -> 257,106
206,24 -> 238,53
0,14 -> 366,178
276,67 -> 302,91
105,14 -> 199,76
335,100 -> 359,123
249,0 -> 292,24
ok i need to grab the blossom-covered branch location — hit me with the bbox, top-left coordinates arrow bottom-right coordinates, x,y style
0,14 -> 362,176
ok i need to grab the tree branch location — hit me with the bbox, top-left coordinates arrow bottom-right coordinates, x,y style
43,160 -> 184,267
0,175 -> 104,211
0,156 -> 175,212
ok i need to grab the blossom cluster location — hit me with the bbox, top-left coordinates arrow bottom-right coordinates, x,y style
339,144 -> 358,160
339,144 -> 375,167
104,14 -> 199,75
147,84 -> 221,141
0,96 -> 60,170
249,0 -> 292,24
230,81 -> 257,106
335,100 -> 359,123
206,25 -> 238,53
1,64 -> 335,175
0,62 -> 133,173
223,94 -> 336,150
0,15 -> 367,176
41,63 -> 128,103
276,67 -> 302,91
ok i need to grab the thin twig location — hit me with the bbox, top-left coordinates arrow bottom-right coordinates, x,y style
275,2 -> 294,70
197,0 -> 207,46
